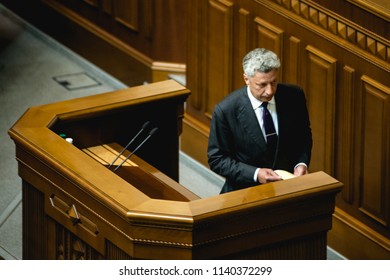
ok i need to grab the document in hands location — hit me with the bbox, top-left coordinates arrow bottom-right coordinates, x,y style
274,170 -> 296,180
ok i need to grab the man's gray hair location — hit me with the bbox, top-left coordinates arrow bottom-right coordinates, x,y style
242,48 -> 280,77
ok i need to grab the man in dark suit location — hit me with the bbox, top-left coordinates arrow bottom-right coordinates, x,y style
208,48 -> 312,193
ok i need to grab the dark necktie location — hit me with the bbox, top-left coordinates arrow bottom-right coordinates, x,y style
261,102 -> 278,150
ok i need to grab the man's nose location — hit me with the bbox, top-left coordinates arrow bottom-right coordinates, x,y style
265,84 -> 274,94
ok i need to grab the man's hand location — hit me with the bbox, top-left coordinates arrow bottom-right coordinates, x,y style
257,168 -> 282,184
294,164 -> 309,176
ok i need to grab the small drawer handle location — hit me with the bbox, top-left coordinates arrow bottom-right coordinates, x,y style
67,204 -> 81,225
49,195 -> 99,234
49,195 -> 80,225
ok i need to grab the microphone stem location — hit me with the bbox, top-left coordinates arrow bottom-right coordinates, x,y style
113,135 -> 152,172
108,129 -> 144,168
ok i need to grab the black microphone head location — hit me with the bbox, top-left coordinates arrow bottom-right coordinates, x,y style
149,127 -> 159,136
142,121 -> 151,130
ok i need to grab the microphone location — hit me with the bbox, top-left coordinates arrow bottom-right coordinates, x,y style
108,121 -> 151,168
113,127 -> 159,172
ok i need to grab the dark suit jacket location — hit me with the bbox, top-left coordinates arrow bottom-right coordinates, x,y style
207,84 -> 312,193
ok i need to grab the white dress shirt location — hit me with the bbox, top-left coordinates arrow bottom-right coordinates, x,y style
246,86 -> 279,141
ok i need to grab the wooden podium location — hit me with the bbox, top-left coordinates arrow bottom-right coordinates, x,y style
9,80 -> 343,259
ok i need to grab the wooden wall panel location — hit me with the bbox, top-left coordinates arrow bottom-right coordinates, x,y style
205,0 -> 234,119
101,0 -> 112,14
285,36 -> 301,85
142,0 -> 153,39
113,0 -> 138,31
68,0 -> 187,66
253,17 -> 284,80
335,66 -> 356,203
304,46 -> 337,174
186,0 -> 203,112
359,75 -> 390,227
233,8 -> 250,89
83,0 -> 98,8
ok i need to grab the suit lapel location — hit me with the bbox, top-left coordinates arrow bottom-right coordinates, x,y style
274,90 -> 288,140
236,91 -> 267,149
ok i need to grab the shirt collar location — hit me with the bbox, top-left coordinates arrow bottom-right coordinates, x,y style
246,86 -> 276,110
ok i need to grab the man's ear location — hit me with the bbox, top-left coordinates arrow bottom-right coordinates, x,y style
243,74 -> 249,85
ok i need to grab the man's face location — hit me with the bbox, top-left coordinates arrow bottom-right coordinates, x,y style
243,69 -> 278,102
